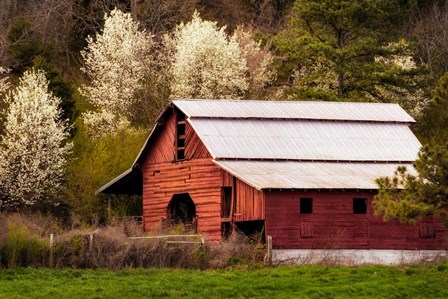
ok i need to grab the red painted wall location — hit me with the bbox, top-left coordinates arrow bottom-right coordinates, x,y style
265,190 -> 447,250
142,109 -> 222,241
220,171 -> 264,222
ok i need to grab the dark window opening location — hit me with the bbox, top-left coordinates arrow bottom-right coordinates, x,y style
177,150 -> 185,160
300,198 -> 313,214
353,198 -> 367,214
221,187 -> 232,218
177,110 -> 186,121
177,123 -> 186,136
175,110 -> 186,160
177,138 -> 185,148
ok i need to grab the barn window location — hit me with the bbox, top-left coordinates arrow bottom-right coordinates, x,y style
300,198 -> 313,214
419,223 -> 436,238
300,222 -> 313,238
221,187 -> 232,218
353,198 -> 367,214
176,110 -> 186,160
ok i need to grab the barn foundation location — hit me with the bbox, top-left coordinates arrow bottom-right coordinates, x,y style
273,249 -> 448,265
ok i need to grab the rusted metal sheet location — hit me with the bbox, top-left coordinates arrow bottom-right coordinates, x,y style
214,161 -> 415,190
189,119 -> 421,162
174,99 -> 415,123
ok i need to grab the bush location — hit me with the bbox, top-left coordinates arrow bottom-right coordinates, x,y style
0,213 -> 265,269
1,225 -> 49,268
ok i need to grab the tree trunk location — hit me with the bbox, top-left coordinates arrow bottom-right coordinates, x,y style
338,71 -> 345,98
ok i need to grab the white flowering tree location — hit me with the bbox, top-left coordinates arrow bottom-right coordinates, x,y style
232,26 -> 276,97
80,8 -> 154,134
170,11 -> 248,99
82,110 -> 131,140
0,69 -> 72,209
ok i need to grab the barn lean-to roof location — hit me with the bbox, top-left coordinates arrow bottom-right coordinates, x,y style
97,99 -> 420,194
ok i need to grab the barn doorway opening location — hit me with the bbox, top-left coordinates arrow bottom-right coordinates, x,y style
236,220 -> 265,240
167,193 -> 196,227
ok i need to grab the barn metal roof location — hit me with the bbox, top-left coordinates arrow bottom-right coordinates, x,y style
95,167 -> 142,195
215,161 -> 415,190
97,99 -> 421,195
174,99 -> 415,123
189,119 -> 420,162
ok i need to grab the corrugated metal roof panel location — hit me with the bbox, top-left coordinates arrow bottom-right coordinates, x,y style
215,161 -> 415,190
189,119 -> 421,161
174,99 -> 415,123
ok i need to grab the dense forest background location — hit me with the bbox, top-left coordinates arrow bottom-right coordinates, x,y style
1,0 -> 448,224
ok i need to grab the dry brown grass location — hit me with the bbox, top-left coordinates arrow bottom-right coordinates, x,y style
0,213 -> 264,269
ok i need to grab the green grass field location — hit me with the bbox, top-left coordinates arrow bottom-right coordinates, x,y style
1,264 -> 447,298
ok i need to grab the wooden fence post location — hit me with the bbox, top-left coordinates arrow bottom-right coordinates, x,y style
201,236 -> 206,269
265,235 -> 272,265
89,234 -> 94,253
49,233 -> 55,268
159,217 -> 164,233
193,216 -> 198,233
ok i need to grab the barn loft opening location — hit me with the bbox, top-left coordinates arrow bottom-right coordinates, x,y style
176,110 -> 186,160
167,193 -> 196,225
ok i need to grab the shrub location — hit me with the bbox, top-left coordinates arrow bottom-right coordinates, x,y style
2,224 -> 49,268
0,213 -> 265,269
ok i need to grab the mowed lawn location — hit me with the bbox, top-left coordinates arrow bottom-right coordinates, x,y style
1,264 -> 447,298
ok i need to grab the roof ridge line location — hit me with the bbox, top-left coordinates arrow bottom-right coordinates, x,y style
214,158 -> 414,164
174,99 -> 401,105
188,116 -> 414,124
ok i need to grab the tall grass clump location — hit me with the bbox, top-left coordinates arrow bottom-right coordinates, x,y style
0,213 -> 265,269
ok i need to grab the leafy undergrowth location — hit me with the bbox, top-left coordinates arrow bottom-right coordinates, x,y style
1,264 -> 448,298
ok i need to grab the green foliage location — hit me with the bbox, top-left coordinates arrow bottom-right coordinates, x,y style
1,265 -> 448,298
415,73 -> 448,142
374,74 -> 448,225
65,121 -> 147,220
6,18 -> 52,74
274,0 -> 424,104
6,17 -> 78,128
1,224 -> 49,268
32,57 -> 78,127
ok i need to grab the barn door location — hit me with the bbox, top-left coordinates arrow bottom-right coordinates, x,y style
167,193 -> 196,230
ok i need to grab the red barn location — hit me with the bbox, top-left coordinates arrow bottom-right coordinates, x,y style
99,99 -> 447,264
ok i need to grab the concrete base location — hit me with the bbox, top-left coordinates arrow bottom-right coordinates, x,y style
273,249 -> 448,265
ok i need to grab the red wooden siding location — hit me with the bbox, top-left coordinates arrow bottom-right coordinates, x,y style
265,190 -> 447,250
234,179 -> 264,222
220,171 -> 265,222
143,159 -> 222,241
145,112 -> 176,164
142,110 -> 221,241
145,115 -> 210,164
185,121 -> 211,159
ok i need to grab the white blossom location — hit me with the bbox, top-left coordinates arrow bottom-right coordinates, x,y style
0,69 -> 72,208
79,8 -> 153,116
232,26 -> 276,95
82,110 -> 131,140
170,11 -> 248,99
